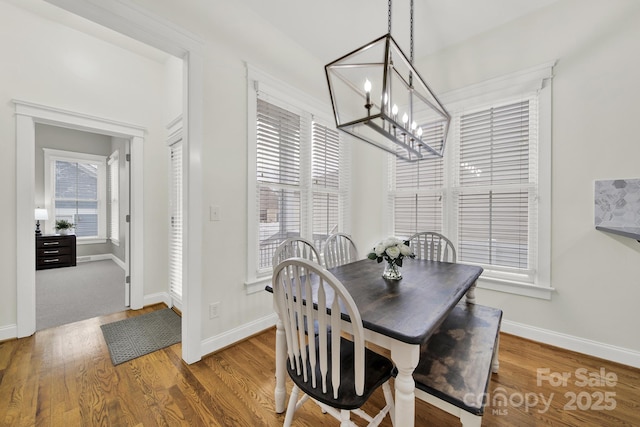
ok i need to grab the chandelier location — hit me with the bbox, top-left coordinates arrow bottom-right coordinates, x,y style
325,0 -> 450,162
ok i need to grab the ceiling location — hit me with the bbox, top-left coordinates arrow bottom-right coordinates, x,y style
10,0 -> 559,64
234,0 -> 561,63
6,0 -> 170,63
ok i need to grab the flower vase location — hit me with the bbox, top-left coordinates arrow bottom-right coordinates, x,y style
382,260 -> 402,280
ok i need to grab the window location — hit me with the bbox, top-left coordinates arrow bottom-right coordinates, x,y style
311,122 -> 343,255
108,151 -> 119,245
455,100 -> 534,274
256,98 -> 304,270
389,63 -> 553,298
247,66 -> 350,289
44,149 -> 107,241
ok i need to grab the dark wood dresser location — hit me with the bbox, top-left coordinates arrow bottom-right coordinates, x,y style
36,234 -> 77,270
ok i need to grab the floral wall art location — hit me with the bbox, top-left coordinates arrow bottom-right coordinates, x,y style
594,179 -> 640,227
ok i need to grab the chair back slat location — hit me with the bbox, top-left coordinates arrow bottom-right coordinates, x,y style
277,266 -> 300,374
317,283 -> 329,393
293,266 -> 308,379
409,231 -> 457,263
273,237 -> 321,267
304,274 -> 317,388
324,233 -> 359,268
330,295 -> 342,399
272,258 -> 366,400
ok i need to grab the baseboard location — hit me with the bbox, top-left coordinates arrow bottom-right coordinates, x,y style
200,313 -> 278,357
502,319 -> 640,369
0,324 -> 17,342
111,255 -> 125,270
143,292 -> 171,308
76,254 -> 111,263
76,253 -> 125,270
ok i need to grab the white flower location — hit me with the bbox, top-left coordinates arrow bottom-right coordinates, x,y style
385,245 -> 401,259
399,243 -> 413,256
384,237 -> 402,247
374,243 -> 386,257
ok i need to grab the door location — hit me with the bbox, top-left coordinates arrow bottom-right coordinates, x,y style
169,138 -> 183,308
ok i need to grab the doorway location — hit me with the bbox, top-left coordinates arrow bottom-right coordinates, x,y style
34,124 -> 131,330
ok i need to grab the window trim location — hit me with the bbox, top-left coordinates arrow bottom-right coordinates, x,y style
43,148 -> 107,241
108,150 -> 120,246
388,62 -> 555,299
246,64 -> 349,293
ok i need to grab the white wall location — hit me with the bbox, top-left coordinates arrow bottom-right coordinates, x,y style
409,0 -> 640,357
163,56 -> 183,124
0,2 -> 171,330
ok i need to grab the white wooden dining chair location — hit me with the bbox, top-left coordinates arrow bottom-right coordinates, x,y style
408,231 -> 457,262
323,233 -> 359,269
272,237 -> 322,267
272,258 -> 395,427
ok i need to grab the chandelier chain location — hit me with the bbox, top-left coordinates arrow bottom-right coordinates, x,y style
410,0 -> 414,63
388,0 -> 392,34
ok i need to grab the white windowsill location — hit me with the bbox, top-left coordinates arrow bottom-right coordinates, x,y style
77,238 -> 108,245
245,275 -> 271,295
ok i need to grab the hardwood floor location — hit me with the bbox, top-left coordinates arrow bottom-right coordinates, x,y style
1,304 -> 638,426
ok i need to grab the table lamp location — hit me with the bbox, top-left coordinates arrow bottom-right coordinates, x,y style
35,208 -> 48,236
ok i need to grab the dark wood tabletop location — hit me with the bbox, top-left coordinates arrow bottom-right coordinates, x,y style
267,258 -> 483,345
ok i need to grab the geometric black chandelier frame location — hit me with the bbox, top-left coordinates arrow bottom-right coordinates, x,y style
325,0 -> 450,162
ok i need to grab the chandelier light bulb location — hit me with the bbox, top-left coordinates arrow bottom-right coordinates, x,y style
411,121 -> 417,131
392,104 -> 398,116
402,113 -> 408,125
364,79 -> 372,93
417,127 -> 423,137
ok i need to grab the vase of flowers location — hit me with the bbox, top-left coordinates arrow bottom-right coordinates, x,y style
367,237 -> 415,280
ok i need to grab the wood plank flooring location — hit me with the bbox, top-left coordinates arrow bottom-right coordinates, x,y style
1,304 -> 639,426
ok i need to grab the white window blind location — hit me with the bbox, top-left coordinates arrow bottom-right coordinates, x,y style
169,141 -> 183,301
392,123 -> 445,239
108,151 -> 119,244
44,149 -> 107,239
256,98 -> 303,270
312,122 -> 340,254
454,98 -> 536,275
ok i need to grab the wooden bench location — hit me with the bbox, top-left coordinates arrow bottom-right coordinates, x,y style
401,301 -> 502,427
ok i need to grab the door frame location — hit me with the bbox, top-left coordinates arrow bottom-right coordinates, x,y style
44,0 -> 204,364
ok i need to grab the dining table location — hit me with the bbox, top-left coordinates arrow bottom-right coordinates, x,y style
266,258 -> 483,427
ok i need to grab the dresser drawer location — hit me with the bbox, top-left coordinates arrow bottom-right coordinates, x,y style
37,255 -> 73,269
37,238 -> 72,249
37,247 -> 73,257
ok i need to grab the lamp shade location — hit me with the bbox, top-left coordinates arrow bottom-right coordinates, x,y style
35,208 -> 49,221
325,33 -> 451,162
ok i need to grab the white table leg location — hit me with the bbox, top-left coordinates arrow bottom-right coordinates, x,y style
465,281 -> 477,304
275,317 -> 287,413
391,341 -> 420,427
